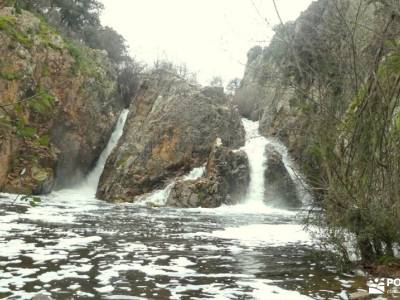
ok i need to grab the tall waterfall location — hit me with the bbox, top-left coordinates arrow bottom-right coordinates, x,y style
81,109 -> 129,192
241,118 -> 309,207
241,119 -> 269,206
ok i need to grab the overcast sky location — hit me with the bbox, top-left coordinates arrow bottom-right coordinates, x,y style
101,0 -> 313,85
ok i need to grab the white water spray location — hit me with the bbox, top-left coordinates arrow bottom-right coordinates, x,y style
80,109 -> 129,193
241,118 -> 310,208
241,119 -> 269,207
137,166 -> 206,206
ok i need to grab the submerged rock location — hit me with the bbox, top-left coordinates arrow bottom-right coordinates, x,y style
0,8 -> 125,193
97,71 -> 245,202
166,142 -> 250,208
263,144 -> 301,208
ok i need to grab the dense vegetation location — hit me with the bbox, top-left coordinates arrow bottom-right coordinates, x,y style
241,0 -> 400,266
1,0 -> 140,101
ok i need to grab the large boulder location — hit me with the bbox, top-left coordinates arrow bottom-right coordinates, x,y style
97,71 -> 245,202
166,178 -> 219,208
0,8 -> 125,194
166,142 -> 250,208
264,144 -> 301,208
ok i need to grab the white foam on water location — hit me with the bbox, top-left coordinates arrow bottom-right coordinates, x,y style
55,236 -> 102,249
207,224 -> 312,247
160,278 -> 313,300
0,113 -> 346,300
237,279 -> 313,300
186,202 -> 298,216
170,257 -> 196,267
0,239 -> 37,259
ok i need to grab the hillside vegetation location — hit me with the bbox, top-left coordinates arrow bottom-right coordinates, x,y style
235,0 -> 400,265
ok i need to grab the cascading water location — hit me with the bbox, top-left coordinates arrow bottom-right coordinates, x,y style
0,114 -> 367,299
241,118 -> 310,208
137,166 -> 206,206
79,109 -> 129,193
47,109 -> 129,206
241,119 -> 269,207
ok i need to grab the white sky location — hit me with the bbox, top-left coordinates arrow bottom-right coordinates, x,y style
101,0 -> 313,85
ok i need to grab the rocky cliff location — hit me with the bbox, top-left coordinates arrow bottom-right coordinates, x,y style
237,0 -> 400,262
97,71 -> 245,202
263,144 -> 300,208
0,8 -> 124,194
167,141 -> 250,208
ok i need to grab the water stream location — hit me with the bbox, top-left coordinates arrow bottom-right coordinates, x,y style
0,115 -> 370,299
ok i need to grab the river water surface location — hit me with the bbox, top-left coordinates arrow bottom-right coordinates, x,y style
0,114 -> 371,299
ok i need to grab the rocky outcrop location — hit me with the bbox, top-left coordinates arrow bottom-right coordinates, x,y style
166,142 -> 250,208
0,8 -> 124,194
166,179 -> 217,208
263,144 -> 301,208
0,136 -> 12,189
232,46 -> 266,120
97,71 -> 245,202
233,44 -> 295,122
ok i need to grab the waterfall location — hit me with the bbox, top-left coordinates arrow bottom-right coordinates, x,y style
264,139 -> 312,205
241,119 -> 269,206
137,166 -> 206,206
241,118 -> 310,207
81,109 -> 129,192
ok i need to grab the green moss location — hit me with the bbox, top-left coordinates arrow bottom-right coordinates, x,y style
28,88 -> 55,115
41,64 -> 49,77
16,124 -> 37,138
0,70 -> 21,80
396,113 -> 400,130
0,15 -> 31,47
65,39 -> 92,75
38,20 -> 63,50
31,166 -> 48,182
0,115 -> 12,135
378,255 -> 397,265
197,191 -> 206,201
116,153 -> 131,168
36,134 -> 49,146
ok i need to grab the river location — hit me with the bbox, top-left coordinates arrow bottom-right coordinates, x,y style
0,112 -> 371,299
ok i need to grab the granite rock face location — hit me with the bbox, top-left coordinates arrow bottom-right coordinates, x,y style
97,71 -> 245,202
0,8 -> 125,194
264,144 -> 301,208
166,142 -> 250,208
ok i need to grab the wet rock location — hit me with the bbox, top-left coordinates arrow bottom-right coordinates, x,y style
97,71 -> 245,202
32,294 -> 53,300
166,142 -> 250,208
205,143 -> 250,204
0,8 -> 125,193
264,144 -> 301,208
349,291 -> 369,300
167,178 -> 221,208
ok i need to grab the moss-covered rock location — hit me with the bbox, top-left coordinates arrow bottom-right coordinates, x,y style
0,7 -> 125,193
166,142 -> 250,208
97,71 -> 245,202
